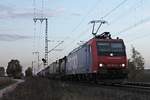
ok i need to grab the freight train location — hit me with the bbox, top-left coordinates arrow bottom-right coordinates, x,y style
37,32 -> 128,81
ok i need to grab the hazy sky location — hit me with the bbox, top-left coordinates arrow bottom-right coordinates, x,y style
0,0 -> 150,72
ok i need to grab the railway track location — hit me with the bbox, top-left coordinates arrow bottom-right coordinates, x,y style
63,80 -> 150,93
90,81 -> 150,94
112,82 -> 150,91
123,82 -> 150,87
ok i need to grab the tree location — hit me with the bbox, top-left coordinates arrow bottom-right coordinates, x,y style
25,67 -> 33,77
6,59 -> 22,78
128,46 -> 145,81
130,46 -> 144,70
0,67 -> 5,76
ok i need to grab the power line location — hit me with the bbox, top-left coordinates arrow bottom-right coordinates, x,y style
101,0 -> 147,39
101,0 -> 128,19
60,0 -> 103,53
125,33 -> 150,44
33,0 -> 36,18
71,0 -> 128,38
107,0 -> 143,27
61,26 -> 91,53
33,0 -> 38,70
116,16 -> 150,36
88,0 -> 128,35
61,0 -> 127,54
41,0 -> 44,17
48,41 -> 64,53
68,0 -> 128,43
70,0 -> 102,34
33,0 -> 36,49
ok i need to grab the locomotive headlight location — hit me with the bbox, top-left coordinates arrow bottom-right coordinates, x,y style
121,64 -> 125,67
99,63 -> 103,67
110,53 -> 113,56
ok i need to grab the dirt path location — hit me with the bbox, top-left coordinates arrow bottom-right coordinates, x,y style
0,79 -> 24,98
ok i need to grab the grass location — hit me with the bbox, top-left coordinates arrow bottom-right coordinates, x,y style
1,77 -> 150,100
128,73 -> 150,82
1,77 -> 63,100
0,77 -> 16,90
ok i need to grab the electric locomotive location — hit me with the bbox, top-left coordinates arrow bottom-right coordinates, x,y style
65,32 -> 127,80
38,32 -> 128,81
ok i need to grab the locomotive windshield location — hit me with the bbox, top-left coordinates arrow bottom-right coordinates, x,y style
97,42 -> 126,56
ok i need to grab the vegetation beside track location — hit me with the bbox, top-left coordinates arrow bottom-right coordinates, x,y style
0,77 -> 16,90
1,77 -> 150,100
1,77 -> 63,100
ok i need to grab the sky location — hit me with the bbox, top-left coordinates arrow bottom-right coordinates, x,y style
0,0 -> 150,73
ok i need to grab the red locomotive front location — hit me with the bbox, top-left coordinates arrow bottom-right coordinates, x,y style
90,33 -> 128,78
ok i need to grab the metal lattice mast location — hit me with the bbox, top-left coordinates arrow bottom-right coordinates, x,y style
33,18 -> 48,66
45,18 -> 48,66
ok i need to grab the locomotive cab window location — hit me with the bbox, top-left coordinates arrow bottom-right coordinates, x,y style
97,42 -> 126,56
111,43 -> 123,52
97,42 -> 110,52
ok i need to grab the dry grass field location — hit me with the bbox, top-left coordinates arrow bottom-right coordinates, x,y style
1,77 -> 150,100
0,77 -> 16,90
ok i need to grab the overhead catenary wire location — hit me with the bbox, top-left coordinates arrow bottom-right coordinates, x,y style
97,0 -> 129,33
33,0 -> 44,54
33,0 -> 38,73
61,0 -> 103,53
41,0 -> 44,18
62,0 -> 129,55
115,16 -> 150,36
61,26 -> 91,54
33,0 -> 37,52
127,33 -> 150,43
48,41 -> 64,53
105,0 -> 143,27
101,0 -> 128,19
71,0 -> 128,40
70,0 -> 102,34
101,0 -> 148,42
33,0 -> 36,18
